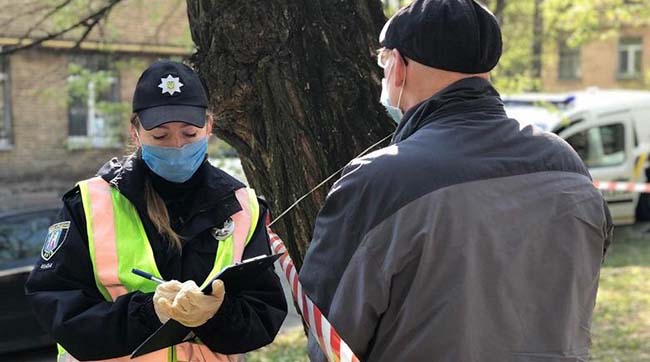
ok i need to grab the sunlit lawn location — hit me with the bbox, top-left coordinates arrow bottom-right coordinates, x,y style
249,225 -> 650,362
591,225 -> 650,362
248,327 -> 308,362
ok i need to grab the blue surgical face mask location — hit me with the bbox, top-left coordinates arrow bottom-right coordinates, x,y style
140,137 -> 208,183
381,77 -> 403,124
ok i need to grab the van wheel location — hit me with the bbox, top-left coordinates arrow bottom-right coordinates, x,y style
636,194 -> 650,222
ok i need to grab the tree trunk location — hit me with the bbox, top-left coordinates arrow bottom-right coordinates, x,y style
186,0 -> 394,270
531,0 -> 544,86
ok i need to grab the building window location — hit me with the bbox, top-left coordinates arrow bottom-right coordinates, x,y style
67,55 -> 124,149
618,37 -> 643,79
558,42 -> 581,80
0,51 -> 12,149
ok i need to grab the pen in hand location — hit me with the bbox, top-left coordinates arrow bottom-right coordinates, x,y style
132,268 -> 167,284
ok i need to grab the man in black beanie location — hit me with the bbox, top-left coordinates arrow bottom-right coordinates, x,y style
299,1 -> 613,361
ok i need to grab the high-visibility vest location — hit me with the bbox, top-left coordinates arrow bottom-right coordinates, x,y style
57,176 -> 259,362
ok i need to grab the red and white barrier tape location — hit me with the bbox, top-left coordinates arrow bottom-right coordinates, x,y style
593,180 -> 650,193
267,226 -> 360,362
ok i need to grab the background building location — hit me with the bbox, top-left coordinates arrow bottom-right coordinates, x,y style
0,0 -> 191,208
543,27 -> 649,92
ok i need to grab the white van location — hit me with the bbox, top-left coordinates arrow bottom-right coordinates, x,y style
503,89 -> 650,225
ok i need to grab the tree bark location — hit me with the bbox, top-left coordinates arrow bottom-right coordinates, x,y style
186,0 -> 394,270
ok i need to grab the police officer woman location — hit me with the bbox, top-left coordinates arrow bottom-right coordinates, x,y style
25,60 -> 287,361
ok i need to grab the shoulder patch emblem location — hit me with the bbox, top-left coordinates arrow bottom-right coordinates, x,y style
41,221 -> 71,261
211,218 -> 235,241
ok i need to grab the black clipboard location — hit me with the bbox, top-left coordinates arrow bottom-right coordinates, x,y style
131,253 -> 282,358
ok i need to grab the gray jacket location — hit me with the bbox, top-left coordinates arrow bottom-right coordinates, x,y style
299,77 -> 613,362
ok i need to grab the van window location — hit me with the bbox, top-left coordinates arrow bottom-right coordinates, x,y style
566,123 -> 626,167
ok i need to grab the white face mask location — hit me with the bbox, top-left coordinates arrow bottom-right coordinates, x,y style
381,78 -> 403,124
380,57 -> 405,124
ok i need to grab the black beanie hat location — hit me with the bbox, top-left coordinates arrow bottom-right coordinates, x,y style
379,0 -> 502,74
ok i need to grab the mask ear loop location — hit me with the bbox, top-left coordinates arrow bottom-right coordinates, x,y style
389,50 -> 406,111
268,131 -> 394,227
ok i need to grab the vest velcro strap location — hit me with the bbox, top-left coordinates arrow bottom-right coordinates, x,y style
87,177 -> 128,301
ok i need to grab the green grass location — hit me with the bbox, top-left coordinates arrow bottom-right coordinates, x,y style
249,226 -> 650,362
590,226 -> 650,362
248,328 -> 308,362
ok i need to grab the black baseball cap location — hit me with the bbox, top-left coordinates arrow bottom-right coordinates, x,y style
380,0 -> 502,74
132,60 -> 208,130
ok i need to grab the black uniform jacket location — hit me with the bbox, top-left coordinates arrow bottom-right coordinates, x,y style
24,155 -> 287,360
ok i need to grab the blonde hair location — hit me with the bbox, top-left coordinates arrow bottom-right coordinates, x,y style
130,113 -> 183,250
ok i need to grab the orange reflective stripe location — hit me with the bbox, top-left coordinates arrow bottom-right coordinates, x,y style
76,180 -> 255,362
59,349 -> 167,362
176,343 -> 243,362
58,353 -> 77,362
87,177 -> 128,301
232,188 -> 252,263
86,178 -> 127,300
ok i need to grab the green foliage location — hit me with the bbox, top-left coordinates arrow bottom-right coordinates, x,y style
491,0 -> 538,93
544,0 -> 650,47
66,63 -> 114,101
45,0 -> 108,38
382,0 -> 650,93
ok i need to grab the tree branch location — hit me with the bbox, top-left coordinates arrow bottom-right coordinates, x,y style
0,1 -> 52,31
22,0 -> 75,41
152,0 -> 183,42
0,0 -> 123,56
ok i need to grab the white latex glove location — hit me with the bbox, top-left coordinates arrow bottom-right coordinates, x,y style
153,280 -> 183,324
167,279 -> 226,327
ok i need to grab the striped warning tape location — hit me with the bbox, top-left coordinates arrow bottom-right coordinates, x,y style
593,180 -> 650,193
267,225 -> 360,362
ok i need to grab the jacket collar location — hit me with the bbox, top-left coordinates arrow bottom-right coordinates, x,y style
392,77 -> 506,143
97,153 -> 245,220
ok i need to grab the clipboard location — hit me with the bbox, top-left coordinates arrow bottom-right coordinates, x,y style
131,253 -> 282,358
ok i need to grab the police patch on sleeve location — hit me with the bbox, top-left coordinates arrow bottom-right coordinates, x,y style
41,221 -> 71,261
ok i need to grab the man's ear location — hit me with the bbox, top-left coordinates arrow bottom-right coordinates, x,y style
392,49 -> 407,88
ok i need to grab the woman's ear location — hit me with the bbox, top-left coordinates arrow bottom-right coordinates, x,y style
130,124 -> 141,147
